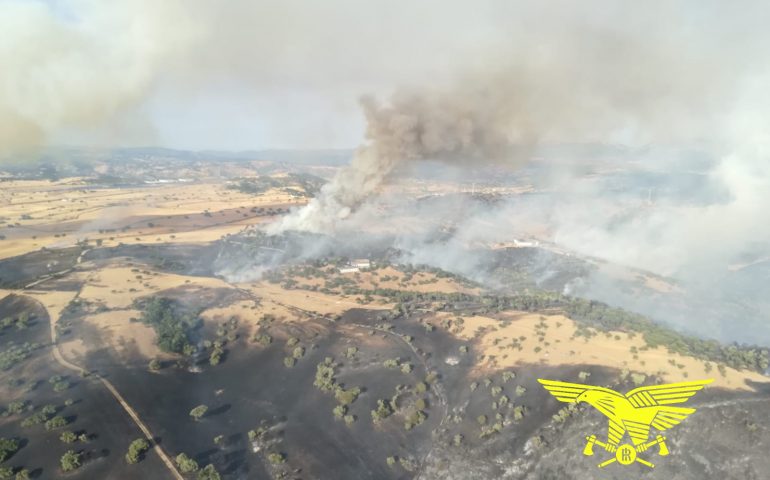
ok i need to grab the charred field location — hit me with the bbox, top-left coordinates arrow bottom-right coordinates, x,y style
1,203 -> 770,480
0,294 -> 168,479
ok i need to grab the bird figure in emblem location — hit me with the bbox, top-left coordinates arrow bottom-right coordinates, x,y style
538,378 -> 712,452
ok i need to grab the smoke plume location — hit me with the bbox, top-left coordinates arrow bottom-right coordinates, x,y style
0,0 -> 200,161
270,87 -> 525,233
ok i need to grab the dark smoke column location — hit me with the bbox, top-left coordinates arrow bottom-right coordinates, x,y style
269,89 -> 516,234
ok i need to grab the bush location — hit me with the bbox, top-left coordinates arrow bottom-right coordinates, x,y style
53,380 -> 70,392
334,386 -> 361,406
189,405 -> 208,421
333,405 -> 347,419
60,431 -> 77,443
371,400 -> 393,423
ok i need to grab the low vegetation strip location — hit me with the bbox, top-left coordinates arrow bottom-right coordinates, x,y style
335,287 -> 770,374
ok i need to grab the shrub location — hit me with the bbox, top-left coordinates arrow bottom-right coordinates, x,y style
189,405 -> 208,421
268,452 -> 285,465
60,450 -> 81,472
45,416 -> 67,430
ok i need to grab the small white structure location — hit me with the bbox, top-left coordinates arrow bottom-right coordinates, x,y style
352,259 -> 371,269
339,266 -> 359,274
445,356 -> 460,366
513,239 -> 539,248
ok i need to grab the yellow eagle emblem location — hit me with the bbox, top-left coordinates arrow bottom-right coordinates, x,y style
538,378 -> 713,468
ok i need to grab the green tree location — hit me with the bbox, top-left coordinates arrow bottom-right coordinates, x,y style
175,453 -> 199,473
197,464 -> 221,480
209,347 -> 224,366
268,452 -> 285,465
60,431 -> 77,443
126,438 -> 150,464
14,469 -> 30,480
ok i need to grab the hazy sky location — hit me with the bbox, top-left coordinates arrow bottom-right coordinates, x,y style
2,0 -> 768,154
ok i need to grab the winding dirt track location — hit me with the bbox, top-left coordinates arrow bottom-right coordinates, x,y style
26,293 -> 184,480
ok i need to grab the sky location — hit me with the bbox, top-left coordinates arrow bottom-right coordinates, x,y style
2,0 -> 768,155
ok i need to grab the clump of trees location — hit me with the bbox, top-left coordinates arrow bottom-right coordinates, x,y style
138,297 -> 200,355
197,464 -> 221,480
404,408 -> 427,430
0,438 -> 19,463
0,341 -> 40,371
371,400 -> 394,423
45,415 -> 68,430
312,358 -> 363,421
0,312 -> 32,332
1,401 -> 26,417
